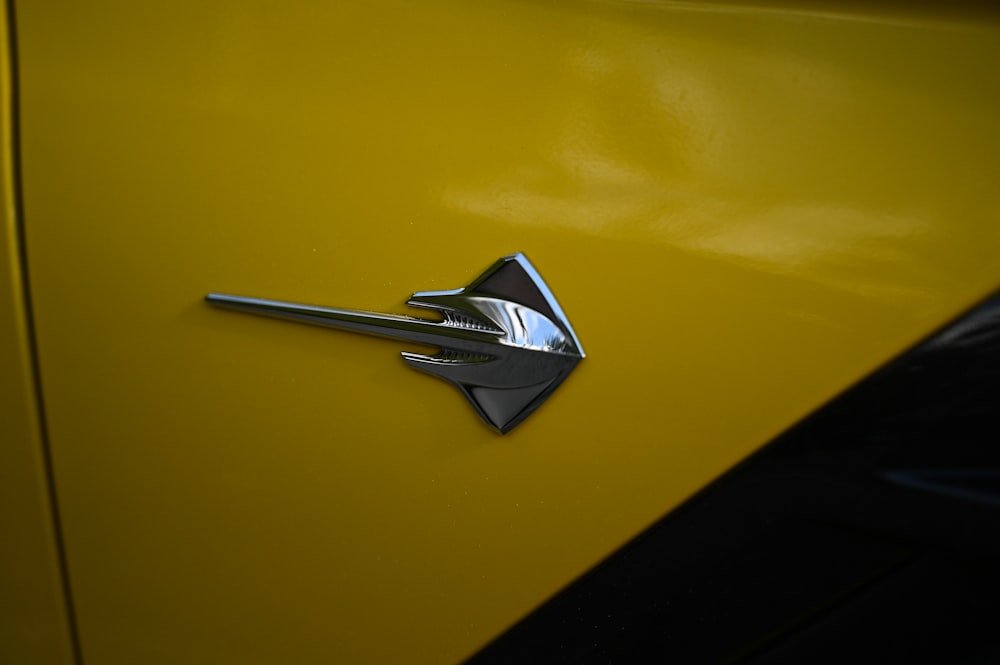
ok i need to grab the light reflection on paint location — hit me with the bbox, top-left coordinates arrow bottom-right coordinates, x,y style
443,10 -> 998,306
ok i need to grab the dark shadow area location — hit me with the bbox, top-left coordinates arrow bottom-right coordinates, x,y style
467,295 -> 1000,665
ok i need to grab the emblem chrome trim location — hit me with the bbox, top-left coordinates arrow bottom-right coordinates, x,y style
206,253 -> 584,433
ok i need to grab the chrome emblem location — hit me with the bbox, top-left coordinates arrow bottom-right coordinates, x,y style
207,253 -> 584,433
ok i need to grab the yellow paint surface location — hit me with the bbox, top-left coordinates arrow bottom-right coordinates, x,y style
12,1 -> 1000,663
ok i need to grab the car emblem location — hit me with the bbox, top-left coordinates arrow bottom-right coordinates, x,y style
207,253 -> 584,433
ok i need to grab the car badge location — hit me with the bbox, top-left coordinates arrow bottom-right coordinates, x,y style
207,253 -> 584,433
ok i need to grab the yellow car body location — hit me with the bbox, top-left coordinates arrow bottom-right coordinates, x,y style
3,1 -> 1000,663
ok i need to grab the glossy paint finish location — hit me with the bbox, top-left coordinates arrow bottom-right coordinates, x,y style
11,1 -> 1000,663
0,3 -> 76,662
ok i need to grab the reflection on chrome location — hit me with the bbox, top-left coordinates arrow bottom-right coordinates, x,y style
207,253 -> 584,434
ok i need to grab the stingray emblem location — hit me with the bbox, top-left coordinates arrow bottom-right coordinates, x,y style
206,253 -> 584,433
